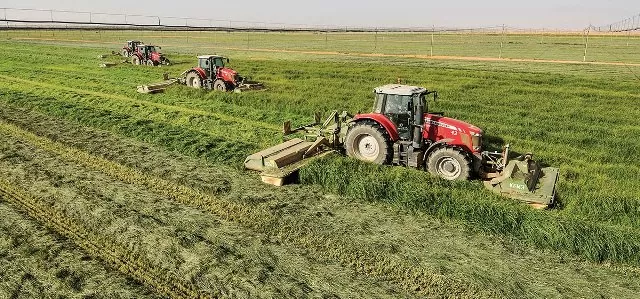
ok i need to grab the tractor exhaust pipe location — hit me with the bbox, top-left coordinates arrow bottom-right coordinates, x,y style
412,94 -> 425,148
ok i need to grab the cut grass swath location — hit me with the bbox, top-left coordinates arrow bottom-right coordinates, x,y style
0,118 -> 486,298
0,179 -> 206,299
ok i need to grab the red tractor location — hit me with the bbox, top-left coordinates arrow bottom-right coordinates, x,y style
183,55 -> 263,92
246,84 -> 559,207
121,40 -> 142,57
131,44 -> 170,66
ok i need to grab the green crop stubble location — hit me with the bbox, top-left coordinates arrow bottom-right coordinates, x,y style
0,202 -> 158,299
0,117 -> 488,298
0,133 -> 400,298
0,180 -> 205,299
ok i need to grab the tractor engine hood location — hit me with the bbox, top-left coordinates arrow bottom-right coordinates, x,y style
218,67 -> 239,84
151,52 -> 162,61
424,114 -> 483,153
425,114 -> 482,135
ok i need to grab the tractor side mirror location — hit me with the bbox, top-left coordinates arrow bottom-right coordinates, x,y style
426,91 -> 438,102
226,58 -> 230,63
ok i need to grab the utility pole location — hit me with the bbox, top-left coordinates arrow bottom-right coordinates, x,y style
374,28 -> 378,51
583,27 -> 590,62
499,24 -> 505,59
628,17 -> 633,46
430,25 -> 434,57
325,26 -> 328,49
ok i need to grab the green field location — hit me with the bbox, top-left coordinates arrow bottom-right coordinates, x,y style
0,30 -> 639,298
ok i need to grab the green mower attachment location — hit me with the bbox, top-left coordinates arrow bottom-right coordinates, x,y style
483,153 -> 559,208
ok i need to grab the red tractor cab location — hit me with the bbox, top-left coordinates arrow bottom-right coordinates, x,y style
121,40 -> 142,57
131,44 -> 170,66
184,55 -> 263,92
346,84 -> 483,180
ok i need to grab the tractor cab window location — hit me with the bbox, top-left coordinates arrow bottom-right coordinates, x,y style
147,46 -> 156,53
212,57 -> 225,67
199,58 -> 210,69
381,93 -> 413,140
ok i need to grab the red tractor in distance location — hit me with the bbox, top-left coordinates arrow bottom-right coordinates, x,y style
121,40 -> 142,57
131,44 -> 170,66
184,55 -> 263,92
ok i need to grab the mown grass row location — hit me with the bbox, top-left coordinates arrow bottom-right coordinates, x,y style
300,156 -> 640,265
2,128 -> 370,298
0,202 -> 157,298
0,117 -> 487,298
0,179 -> 206,299
0,87 -> 260,166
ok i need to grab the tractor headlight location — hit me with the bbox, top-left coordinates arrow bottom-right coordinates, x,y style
471,132 -> 482,151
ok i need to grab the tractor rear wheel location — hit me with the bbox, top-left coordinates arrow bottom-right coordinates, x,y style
345,121 -> 393,165
132,56 -> 140,65
213,79 -> 227,92
185,72 -> 202,88
146,60 -> 155,66
427,147 -> 471,181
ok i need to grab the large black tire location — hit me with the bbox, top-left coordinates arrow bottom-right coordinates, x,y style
185,72 -> 202,88
121,49 -> 129,57
213,79 -> 227,92
345,121 -> 393,164
146,59 -> 155,66
132,56 -> 140,65
427,147 -> 472,181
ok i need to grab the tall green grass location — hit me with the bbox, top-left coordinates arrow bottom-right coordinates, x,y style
301,156 -> 640,265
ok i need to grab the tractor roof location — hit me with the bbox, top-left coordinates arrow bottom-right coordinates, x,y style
198,55 -> 224,59
128,40 -> 141,43
374,84 -> 427,96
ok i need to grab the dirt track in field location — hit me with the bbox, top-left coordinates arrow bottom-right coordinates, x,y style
12,37 -> 640,67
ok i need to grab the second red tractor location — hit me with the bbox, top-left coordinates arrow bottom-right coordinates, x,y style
131,44 -> 170,66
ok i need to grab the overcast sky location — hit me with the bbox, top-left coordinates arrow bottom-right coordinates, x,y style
2,0 -> 639,29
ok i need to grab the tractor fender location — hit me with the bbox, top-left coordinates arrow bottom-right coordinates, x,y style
190,67 -> 207,80
352,114 -> 400,141
423,139 -> 481,172
424,138 -> 454,158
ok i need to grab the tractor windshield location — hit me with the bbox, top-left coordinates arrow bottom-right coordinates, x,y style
376,93 -> 413,140
212,57 -> 225,67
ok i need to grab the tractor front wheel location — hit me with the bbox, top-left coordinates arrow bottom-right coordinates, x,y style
427,147 -> 471,181
213,79 -> 227,92
185,72 -> 202,88
132,56 -> 140,65
345,121 -> 393,164
146,60 -> 155,66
